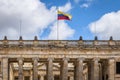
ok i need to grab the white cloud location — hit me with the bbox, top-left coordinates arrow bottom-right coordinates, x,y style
58,2 -> 72,12
0,0 -> 74,40
89,10 -> 120,40
80,0 -> 93,8
80,3 -> 89,8
46,21 -> 74,40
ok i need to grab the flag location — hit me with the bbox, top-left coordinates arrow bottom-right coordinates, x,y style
58,10 -> 72,20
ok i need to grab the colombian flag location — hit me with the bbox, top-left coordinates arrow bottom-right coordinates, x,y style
58,10 -> 72,20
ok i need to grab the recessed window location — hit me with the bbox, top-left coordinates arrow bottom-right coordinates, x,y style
0,62 -> 2,72
54,75 -> 60,80
24,76 -> 30,80
116,62 -> 120,74
14,76 -> 18,80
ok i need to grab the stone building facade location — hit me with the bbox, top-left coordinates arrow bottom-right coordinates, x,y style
0,36 -> 120,80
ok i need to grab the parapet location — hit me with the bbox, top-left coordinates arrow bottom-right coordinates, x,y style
0,36 -> 119,49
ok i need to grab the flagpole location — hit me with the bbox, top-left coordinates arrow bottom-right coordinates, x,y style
57,8 -> 59,40
20,18 -> 22,37
57,9 -> 72,40
57,19 -> 59,40
95,22 -> 96,36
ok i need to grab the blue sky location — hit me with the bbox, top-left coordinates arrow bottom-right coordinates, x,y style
40,0 -> 120,40
0,0 -> 120,40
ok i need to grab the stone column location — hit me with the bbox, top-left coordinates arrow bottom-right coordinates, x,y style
69,76 -> 74,80
74,57 -> 84,80
40,75 -> 44,80
33,57 -> 39,80
92,58 -> 100,80
18,58 -> 24,80
2,57 -> 8,80
30,70 -> 33,80
60,58 -> 69,80
99,63 -> 102,80
108,58 -> 115,80
47,58 -> 54,80
60,62 -> 62,80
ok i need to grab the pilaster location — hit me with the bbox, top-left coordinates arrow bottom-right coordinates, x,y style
61,57 -> 69,80
18,58 -> 24,80
74,57 -> 84,80
32,57 -> 39,80
2,57 -> 8,80
47,58 -> 54,80
93,58 -> 100,80
108,58 -> 115,80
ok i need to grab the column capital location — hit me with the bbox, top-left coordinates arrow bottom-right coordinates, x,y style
92,57 -> 100,61
32,57 -> 39,61
17,57 -> 24,61
2,57 -> 8,61
47,57 -> 54,61
62,57 -> 69,61
77,57 -> 85,61
108,57 -> 115,60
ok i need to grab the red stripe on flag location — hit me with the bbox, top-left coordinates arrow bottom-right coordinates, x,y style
58,16 -> 70,20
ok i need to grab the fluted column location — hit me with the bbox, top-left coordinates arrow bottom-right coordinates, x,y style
70,76 -> 73,80
108,58 -> 115,80
92,58 -> 100,80
47,58 -> 54,80
61,58 -> 69,80
18,58 -> 24,80
40,75 -> 44,80
33,57 -> 39,80
2,57 -> 8,80
74,57 -> 84,80
99,63 -> 102,80
30,70 -> 33,80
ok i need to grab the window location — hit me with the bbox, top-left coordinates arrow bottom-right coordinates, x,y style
54,75 -> 60,80
14,76 -> 18,80
116,62 -> 120,74
0,62 -> 2,72
24,76 -> 30,80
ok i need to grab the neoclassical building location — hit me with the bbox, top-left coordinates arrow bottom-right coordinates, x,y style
0,36 -> 120,80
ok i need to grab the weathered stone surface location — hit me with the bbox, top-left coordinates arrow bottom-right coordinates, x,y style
0,39 -> 120,80
92,58 -> 100,80
47,58 -> 54,80
18,58 -> 24,80
2,57 -> 8,80
108,58 -> 115,80
33,57 -> 39,80
61,58 -> 69,80
74,57 -> 84,80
